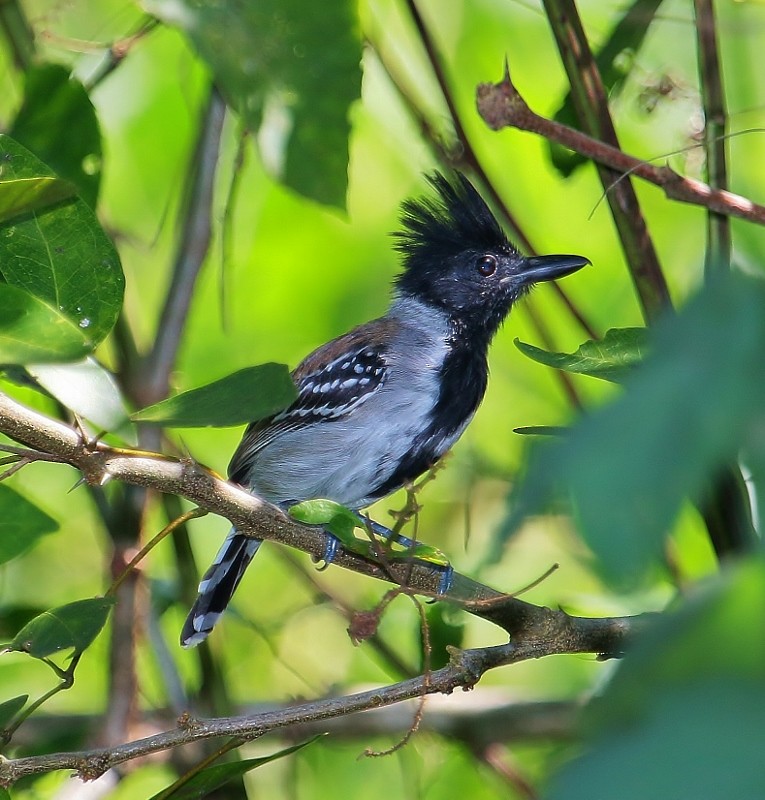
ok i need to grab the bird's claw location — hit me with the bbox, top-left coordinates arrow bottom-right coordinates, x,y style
318,532 -> 341,568
437,564 -> 454,595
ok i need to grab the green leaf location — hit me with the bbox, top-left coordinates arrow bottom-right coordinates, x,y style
8,597 -> 115,658
500,274 -> 765,584
143,0 -> 361,207
0,135 -> 124,345
0,282 -> 91,363
548,562 -> 765,800
10,63 -> 102,208
0,695 -> 27,728
132,364 -> 297,427
548,0 -> 666,176
289,498 -> 360,548
151,736 -> 324,800
513,426 -> 568,436
0,484 -> 58,565
0,605 -> 48,639
514,328 -> 649,383
28,358 -> 130,432
0,175 -> 77,224
550,680 -> 765,800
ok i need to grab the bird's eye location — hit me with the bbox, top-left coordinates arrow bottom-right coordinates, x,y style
476,255 -> 498,277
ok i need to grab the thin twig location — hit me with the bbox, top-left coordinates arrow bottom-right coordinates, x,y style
107,507 -> 207,596
0,637 -> 623,786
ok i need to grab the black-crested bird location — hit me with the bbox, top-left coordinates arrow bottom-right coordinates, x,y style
181,171 -> 588,647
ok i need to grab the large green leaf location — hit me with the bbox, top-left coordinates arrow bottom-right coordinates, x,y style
547,562 -> 765,800
0,484 -> 58,565
151,736 -> 323,800
10,63 -> 102,208
515,328 -> 649,383
8,597 -> 115,658
0,282 -> 91,363
0,135 -> 123,345
132,363 -> 297,427
500,274 -> 765,584
143,0 -> 361,207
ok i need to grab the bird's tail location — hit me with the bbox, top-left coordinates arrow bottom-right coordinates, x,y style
180,528 -> 262,647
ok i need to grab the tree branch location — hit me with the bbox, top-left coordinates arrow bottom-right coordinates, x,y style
0,644 -> 592,785
0,388 -> 652,782
540,0 -> 671,323
0,390 -> 647,641
137,85 -> 227,407
476,67 -> 765,228
693,0 -> 730,276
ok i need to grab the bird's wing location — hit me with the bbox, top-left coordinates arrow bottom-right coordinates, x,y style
228,317 -> 395,485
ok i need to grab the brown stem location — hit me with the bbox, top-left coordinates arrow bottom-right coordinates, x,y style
693,0 -> 730,276
476,71 -> 765,229
0,633 -> 635,786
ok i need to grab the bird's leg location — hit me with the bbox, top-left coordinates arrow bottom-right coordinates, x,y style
319,530 -> 341,565
356,514 -> 453,594
357,514 -> 418,549
288,500 -> 453,593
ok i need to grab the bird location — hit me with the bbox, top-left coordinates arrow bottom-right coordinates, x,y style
180,171 -> 588,647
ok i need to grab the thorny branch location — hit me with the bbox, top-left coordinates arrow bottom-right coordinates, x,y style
476,68 -> 765,227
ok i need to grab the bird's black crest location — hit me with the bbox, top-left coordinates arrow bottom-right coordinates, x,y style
393,172 -> 513,273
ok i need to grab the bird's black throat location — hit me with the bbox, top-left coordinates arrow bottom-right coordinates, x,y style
369,322 -> 490,501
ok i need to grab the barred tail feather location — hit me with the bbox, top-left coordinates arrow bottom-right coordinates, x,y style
180,529 -> 262,647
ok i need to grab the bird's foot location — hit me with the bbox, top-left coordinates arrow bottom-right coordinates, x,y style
288,500 -> 453,593
357,515 -> 453,594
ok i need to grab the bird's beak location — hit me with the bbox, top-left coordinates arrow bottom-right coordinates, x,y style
515,254 -> 590,286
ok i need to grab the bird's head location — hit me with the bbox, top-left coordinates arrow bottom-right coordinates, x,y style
393,172 -> 589,339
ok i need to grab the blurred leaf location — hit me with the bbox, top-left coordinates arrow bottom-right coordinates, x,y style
8,597 -> 115,658
0,695 -> 27,728
0,283 -> 91,363
10,63 -> 102,207
548,562 -> 765,800
0,135 -> 124,344
28,358 -> 130,432
143,0 -> 361,207
500,274 -> 765,584
596,560 -> 765,718
0,484 -> 58,565
549,679 -> 765,800
152,735 -> 324,800
548,0 -> 665,176
132,363 -> 296,427
0,788 -> 9,800
515,328 -> 649,382
0,176 -> 77,224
